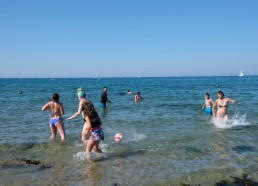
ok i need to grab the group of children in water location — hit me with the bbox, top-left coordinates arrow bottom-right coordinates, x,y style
42,86 -> 236,158
202,91 -> 237,121
41,86 -> 144,158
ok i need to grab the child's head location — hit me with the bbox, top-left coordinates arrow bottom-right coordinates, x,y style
52,93 -> 59,102
205,93 -> 210,99
77,87 -> 86,99
83,101 -> 98,119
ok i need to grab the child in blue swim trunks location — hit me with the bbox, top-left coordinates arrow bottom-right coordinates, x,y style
202,93 -> 214,115
42,93 -> 66,141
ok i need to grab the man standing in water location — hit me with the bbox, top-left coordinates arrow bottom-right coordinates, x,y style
213,91 -> 237,122
100,86 -> 111,108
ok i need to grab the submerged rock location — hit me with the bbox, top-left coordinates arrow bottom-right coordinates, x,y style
0,158 -> 51,170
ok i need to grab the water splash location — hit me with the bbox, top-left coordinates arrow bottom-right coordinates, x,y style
73,151 -> 107,161
126,131 -> 147,143
73,151 -> 87,160
211,113 -> 250,129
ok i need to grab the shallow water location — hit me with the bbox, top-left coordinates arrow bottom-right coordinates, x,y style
0,76 -> 257,185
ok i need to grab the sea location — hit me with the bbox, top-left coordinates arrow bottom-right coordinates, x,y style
0,76 -> 257,186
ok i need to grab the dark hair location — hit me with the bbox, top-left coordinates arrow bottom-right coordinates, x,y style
217,91 -> 224,97
205,93 -> 209,97
52,93 -> 59,102
82,100 -> 99,120
104,86 -> 107,88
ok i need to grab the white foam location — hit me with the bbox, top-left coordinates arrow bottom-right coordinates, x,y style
73,151 -> 107,161
211,113 -> 250,129
127,132 -> 147,142
73,151 -> 87,160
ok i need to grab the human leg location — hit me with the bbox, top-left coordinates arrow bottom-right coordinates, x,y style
56,120 -> 66,141
82,122 -> 90,144
93,142 -> 102,153
49,124 -> 57,140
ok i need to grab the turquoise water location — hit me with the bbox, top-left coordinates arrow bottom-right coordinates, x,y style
0,77 -> 257,185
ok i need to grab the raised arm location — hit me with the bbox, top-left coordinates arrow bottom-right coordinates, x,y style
42,102 -> 50,111
228,98 -> 237,104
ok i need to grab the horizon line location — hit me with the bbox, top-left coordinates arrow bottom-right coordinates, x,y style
0,75 -> 257,79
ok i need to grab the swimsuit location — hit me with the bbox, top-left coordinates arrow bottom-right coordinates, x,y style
99,103 -> 106,108
49,102 -> 63,126
218,100 -> 227,108
205,107 -> 212,114
89,127 -> 104,141
50,118 -> 63,127
89,119 -> 104,141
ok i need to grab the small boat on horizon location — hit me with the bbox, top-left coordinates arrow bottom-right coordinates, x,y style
239,70 -> 244,77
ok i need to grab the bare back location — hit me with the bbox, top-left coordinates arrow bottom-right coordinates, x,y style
42,101 -> 64,118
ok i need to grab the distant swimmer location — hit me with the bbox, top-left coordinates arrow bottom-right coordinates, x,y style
19,89 -> 23,95
216,84 -> 221,88
42,93 -> 66,141
99,86 -> 111,108
202,93 -> 214,115
213,91 -> 237,121
135,91 -> 144,102
127,90 -> 132,94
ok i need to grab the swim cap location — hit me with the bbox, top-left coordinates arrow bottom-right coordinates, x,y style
77,87 -> 83,93
77,87 -> 86,98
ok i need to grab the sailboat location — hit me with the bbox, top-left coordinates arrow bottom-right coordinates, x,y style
239,69 -> 244,77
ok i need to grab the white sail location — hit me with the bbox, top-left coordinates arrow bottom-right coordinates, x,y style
239,70 -> 244,77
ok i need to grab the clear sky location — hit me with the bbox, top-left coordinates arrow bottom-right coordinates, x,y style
0,0 -> 257,78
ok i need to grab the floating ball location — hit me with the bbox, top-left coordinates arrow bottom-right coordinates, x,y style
114,133 -> 123,142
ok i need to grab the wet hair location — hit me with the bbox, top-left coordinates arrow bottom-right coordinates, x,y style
104,86 -> 107,89
82,101 -> 99,120
205,93 -> 210,98
52,93 -> 59,102
137,91 -> 140,95
217,91 -> 224,97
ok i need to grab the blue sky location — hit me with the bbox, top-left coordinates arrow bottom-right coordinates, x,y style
0,0 -> 257,77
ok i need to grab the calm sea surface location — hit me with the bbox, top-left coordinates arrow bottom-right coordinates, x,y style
0,77 -> 258,185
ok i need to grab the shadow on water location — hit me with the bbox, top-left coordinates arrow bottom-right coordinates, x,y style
232,145 -> 256,153
180,174 -> 258,186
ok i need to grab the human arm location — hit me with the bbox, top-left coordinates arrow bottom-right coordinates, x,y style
41,102 -> 50,111
84,116 -> 92,134
60,102 -> 65,115
106,98 -> 112,103
202,103 -> 206,109
228,98 -> 237,104
66,101 -> 83,120
212,100 -> 217,117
